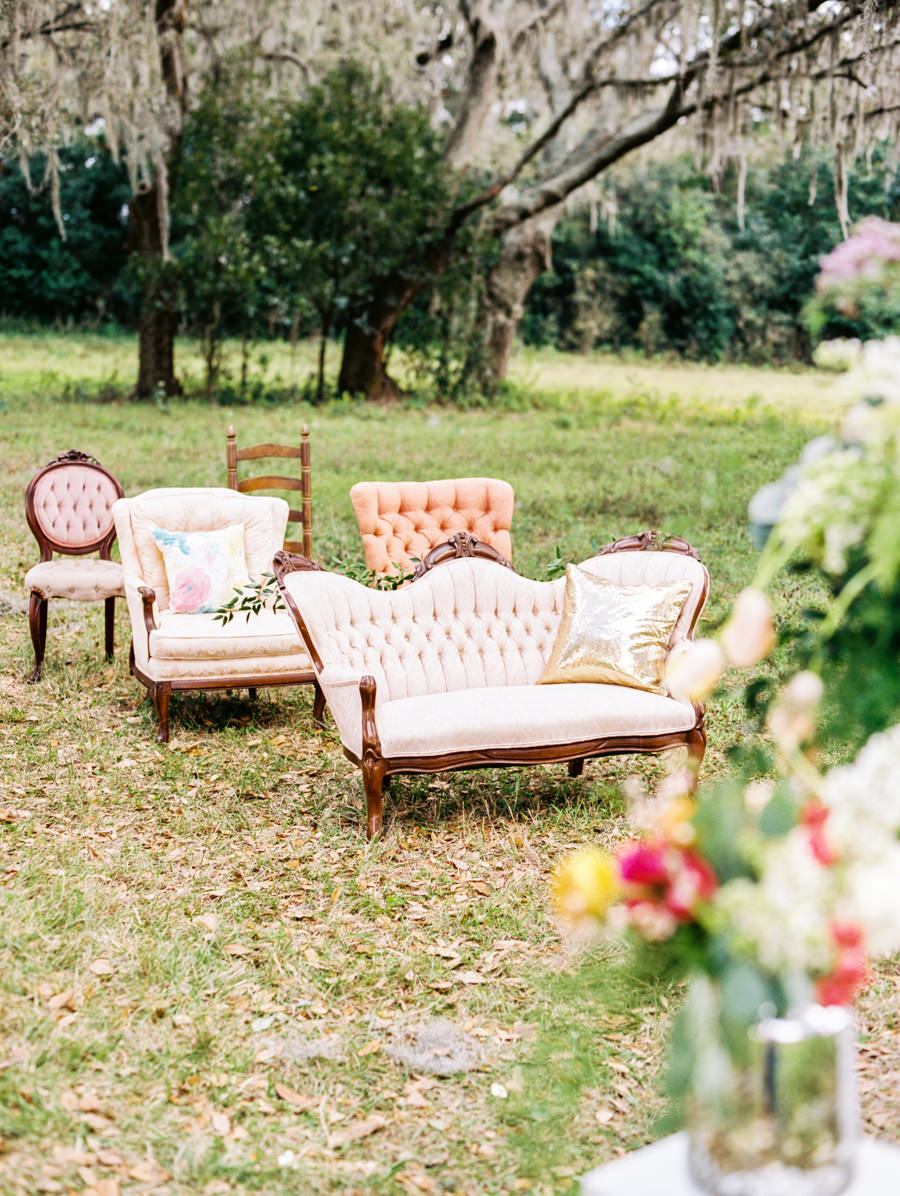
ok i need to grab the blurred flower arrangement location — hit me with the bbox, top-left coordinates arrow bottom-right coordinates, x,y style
803,217 -> 900,343
553,588 -> 900,1085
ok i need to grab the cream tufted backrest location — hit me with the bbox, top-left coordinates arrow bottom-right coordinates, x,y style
113,488 -> 288,610
285,558 -> 559,700
578,549 -> 709,645
350,478 -> 514,576
26,459 -> 123,554
284,548 -> 708,703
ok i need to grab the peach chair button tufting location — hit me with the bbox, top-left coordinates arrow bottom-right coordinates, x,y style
349,477 -> 515,578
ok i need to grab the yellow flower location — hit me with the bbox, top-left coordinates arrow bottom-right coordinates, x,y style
552,848 -> 619,924
658,795 -> 698,847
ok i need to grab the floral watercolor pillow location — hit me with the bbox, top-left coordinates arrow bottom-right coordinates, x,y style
151,524 -> 251,613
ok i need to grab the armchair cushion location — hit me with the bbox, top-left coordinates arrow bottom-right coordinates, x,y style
149,608 -> 303,660
151,524 -> 250,613
538,566 -> 693,694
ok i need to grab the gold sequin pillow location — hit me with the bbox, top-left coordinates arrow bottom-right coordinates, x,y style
538,565 -> 693,693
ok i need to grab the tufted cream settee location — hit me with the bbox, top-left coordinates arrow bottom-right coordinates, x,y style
349,477 -> 515,576
113,488 -> 317,741
275,532 -> 709,838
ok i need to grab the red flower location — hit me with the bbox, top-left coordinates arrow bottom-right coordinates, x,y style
801,801 -> 839,866
817,920 -> 869,1006
816,947 -> 868,1007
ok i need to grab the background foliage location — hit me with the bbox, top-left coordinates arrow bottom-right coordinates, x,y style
3,119 -> 900,387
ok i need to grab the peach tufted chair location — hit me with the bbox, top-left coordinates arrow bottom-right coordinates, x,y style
24,450 -> 125,681
113,487 -> 318,742
349,477 -> 514,577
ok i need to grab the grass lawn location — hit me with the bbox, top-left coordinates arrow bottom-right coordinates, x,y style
1,331 -> 897,1195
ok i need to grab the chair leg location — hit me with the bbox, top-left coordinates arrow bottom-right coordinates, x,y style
362,759 -> 386,839
152,684 -> 172,743
312,679 -> 326,727
104,596 -> 116,660
686,728 -> 706,786
567,758 -> 585,778
248,687 -> 258,700
28,591 -> 47,682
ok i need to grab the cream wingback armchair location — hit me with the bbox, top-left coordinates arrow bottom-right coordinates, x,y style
275,531 -> 709,838
349,477 -> 515,577
113,488 -> 316,742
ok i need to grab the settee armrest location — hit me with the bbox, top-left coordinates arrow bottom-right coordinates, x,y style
317,667 -> 386,760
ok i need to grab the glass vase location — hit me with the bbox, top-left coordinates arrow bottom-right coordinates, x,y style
684,980 -> 858,1196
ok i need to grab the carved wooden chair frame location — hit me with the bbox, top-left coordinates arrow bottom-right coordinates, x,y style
274,530 -> 708,838
25,450 -> 124,681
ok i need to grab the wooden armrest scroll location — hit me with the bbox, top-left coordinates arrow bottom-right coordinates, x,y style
359,675 -> 382,757
138,586 -> 158,634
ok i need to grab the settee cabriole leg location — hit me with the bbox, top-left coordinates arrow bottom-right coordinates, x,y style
363,761 -> 386,839
28,591 -> 47,682
128,641 -> 135,675
568,758 -> 585,778
104,596 -> 116,660
154,684 -> 172,743
312,680 -> 326,727
686,728 -> 706,785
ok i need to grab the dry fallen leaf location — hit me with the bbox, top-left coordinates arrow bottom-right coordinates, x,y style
127,1161 -> 169,1183
78,1092 -> 102,1113
357,1039 -> 383,1057
211,1111 -> 231,1136
457,971 -> 486,985
273,1082 -> 317,1111
47,989 -> 74,1011
223,943 -> 251,957
193,913 -> 218,932
326,1114 -> 387,1150
83,1180 -> 120,1196
88,959 -> 114,976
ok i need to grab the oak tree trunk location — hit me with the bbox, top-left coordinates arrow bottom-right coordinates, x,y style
129,182 -> 182,397
482,211 -> 557,381
338,273 -> 425,399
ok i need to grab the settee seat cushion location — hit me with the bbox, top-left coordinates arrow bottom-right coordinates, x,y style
150,608 -> 306,662
375,682 -> 697,759
26,558 -> 125,602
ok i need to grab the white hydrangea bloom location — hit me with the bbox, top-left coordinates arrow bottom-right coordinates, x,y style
822,723 -> 900,847
843,847 -> 900,956
715,830 -> 834,975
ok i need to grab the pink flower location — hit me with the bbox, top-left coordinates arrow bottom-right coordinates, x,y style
618,842 -> 669,888
664,638 -> 725,702
171,568 -> 212,612
719,589 -> 775,668
625,900 -> 678,941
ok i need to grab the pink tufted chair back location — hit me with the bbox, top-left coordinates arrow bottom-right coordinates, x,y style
350,477 -> 514,577
25,451 -> 124,561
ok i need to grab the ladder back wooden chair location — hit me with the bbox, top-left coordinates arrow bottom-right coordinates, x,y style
226,424 -> 312,557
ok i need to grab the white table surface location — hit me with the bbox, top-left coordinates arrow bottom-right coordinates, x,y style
580,1133 -> 900,1195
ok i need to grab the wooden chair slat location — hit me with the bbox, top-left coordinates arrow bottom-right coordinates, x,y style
237,476 -> 304,493
236,444 -> 304,460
